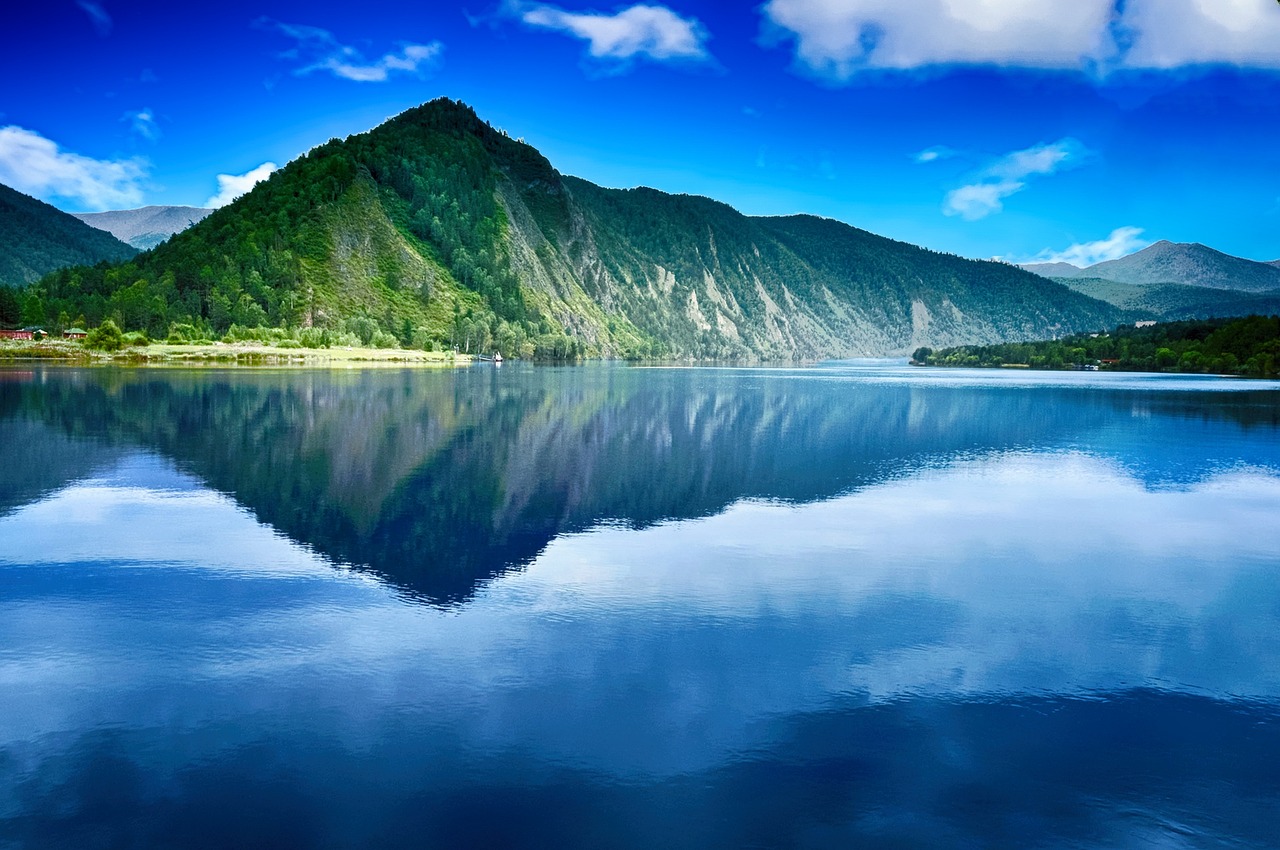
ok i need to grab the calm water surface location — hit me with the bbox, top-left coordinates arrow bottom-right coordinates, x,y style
1,362 -> 1278,848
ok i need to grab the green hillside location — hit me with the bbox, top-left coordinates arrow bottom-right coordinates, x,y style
17,98 -> 1125,358
0,183 -> 137,288
1059,277 -> 1280,320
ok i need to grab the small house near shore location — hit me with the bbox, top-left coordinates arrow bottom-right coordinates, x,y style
63,328 -> 88,340
0,329 -> 34,340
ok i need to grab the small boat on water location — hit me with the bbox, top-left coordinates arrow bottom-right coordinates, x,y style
477,352 -> 504,363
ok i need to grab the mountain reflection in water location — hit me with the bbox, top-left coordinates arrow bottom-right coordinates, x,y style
3,364 -> 1277,603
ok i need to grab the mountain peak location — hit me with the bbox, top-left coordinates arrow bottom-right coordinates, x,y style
1086,239 -> 1280,292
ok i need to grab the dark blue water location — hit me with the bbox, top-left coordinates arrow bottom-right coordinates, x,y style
2,363 -> 1279,848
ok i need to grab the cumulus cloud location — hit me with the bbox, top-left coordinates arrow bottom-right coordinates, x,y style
1120,0 -> 1280,69
518,3 -> 710,63
0,126 -> 146,210
124,108 -> 159,141
205,162 -> 278,209
943,139 -> 1085,221
1026,227 -> 1151,267
761,0 -> 1280,78
762,0 -> 1114,78
256,19 -> 442,82
76,0 -> 112,36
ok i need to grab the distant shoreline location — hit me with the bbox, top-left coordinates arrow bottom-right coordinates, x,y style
0,339 -> 473,368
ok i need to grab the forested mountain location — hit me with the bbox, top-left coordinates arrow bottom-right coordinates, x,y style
73,205 -> 213,250
1024,241 -> 1280,293
0,183 -> 137,288
20,99 -> 1124,358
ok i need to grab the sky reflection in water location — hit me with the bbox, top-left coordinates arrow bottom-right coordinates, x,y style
1,364 -> 1278,848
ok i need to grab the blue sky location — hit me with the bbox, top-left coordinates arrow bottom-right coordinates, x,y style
4,0 -> 1280,264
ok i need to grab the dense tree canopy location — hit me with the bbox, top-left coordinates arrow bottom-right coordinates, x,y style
914,316 -> 1280,377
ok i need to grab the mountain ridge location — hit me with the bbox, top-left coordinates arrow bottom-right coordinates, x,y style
73,205 -> 213,250
23,98 -> 1125,357
1023,240 -> 1280,293
0,183 -> 138,289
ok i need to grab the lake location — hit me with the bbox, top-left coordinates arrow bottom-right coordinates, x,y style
1,362 -> 1278,848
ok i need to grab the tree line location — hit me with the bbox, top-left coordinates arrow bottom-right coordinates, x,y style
912,315 -> 1280,377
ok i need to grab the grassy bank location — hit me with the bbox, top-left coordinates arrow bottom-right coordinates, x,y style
0,338 -> 472,367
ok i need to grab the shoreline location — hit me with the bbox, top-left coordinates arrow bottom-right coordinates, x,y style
0,339 -> 474,368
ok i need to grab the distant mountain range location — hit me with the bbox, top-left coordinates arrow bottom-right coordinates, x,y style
0,183 -> 137,287
1022,241 -> 1280,293
73,205 -> 213,250
1056,277 -> 1280,322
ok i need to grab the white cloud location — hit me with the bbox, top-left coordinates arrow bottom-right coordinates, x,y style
124,108 -> 159,141
1026,227 -> 1151,268
205,162 -> 278,209
761,0 -> 1280,78
519,3 -> 710,63
943,139 -> 1085,221
1120,0 -> 1280,68
76,0 -> 112,36
913,145 -> 955,164
762,0 -> 1114,78
943,181 -> 1023,220
0,126 -> 147,210
257,19 -> 442,82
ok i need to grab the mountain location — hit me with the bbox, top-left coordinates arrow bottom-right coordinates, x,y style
24,99 -> 1123,358
1019,261 -> 1085,279
0,183 -> 138,288
73,205 -> 213,250
1024,241 -> 1280,293
1057,277 -> 1280,321
1088,241 -> 1280,292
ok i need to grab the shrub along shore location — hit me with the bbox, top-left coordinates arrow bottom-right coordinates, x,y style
0,325 -> 471,367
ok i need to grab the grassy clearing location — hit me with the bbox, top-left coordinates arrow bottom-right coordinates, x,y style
0,338 -> 472,368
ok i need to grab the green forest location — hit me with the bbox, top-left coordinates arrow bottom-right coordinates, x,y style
0,183 -> 138,288
912,315 -> 1280,377
3,100 -> 590,358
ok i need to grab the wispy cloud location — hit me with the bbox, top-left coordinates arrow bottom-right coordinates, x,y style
914,145 -> 956,164
761,0 -> 1280,81
123,108 -> 159,141
255,19 -> 442,82
0,126 -> 146,210
516,2 -> 711,65
76,0 -> 112,36
205,162 -> 278,208
1024,227 -> 1151,268
943,139 -> 1086,221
